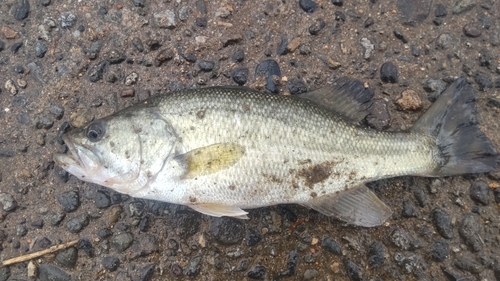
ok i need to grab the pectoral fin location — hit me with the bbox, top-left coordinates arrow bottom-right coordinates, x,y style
189,203 -> 249,219
177,143 -> 245,179
301,185 -> 392,227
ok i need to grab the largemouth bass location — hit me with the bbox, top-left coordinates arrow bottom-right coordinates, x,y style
54,77 -> 497,227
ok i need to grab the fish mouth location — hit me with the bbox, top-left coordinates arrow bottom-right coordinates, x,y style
53,135 -> 100,180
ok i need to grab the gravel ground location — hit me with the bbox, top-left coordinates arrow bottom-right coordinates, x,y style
1,0 -> 500,280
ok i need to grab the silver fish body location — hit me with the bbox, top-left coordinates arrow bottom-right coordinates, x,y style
54,78 -> 497,226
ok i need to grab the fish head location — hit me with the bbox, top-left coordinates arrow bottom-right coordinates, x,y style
54,109 -> 179,194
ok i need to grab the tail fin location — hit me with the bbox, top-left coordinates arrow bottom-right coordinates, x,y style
412,77 -> 498,176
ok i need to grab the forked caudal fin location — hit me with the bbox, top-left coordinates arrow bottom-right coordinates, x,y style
412,77 -> 498,176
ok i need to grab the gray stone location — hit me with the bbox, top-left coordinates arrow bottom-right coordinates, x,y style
154,10 -> 176,29
12,0 -> 30,21
453,0 -> 476,14
55,247 -> 78,268
35,41 -> 48,58
66,214 -> 89,233
39,264 -> 71,281
0,193 -> 17,211
111,232 -> 134,252
458,214 -> 482,252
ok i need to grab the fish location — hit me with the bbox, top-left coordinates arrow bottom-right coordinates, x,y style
53,77 -> 498,227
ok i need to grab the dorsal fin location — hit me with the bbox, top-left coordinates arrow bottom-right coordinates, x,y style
298,77 -> 374,123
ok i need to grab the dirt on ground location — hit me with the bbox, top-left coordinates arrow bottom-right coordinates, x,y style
0,0 -> 500,280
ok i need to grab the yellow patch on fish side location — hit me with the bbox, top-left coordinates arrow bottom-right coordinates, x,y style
182,143 -> 245,179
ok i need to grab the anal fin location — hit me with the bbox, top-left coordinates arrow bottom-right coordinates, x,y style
301,185 -> 392,227
188,203 -> 249,219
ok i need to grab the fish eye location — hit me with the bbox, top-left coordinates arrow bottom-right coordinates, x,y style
86,120 -> 106,142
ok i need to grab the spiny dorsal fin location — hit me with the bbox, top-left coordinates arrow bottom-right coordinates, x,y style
177,143 -> 245,179
301,185 -> 392,227
298,77 -> 374,123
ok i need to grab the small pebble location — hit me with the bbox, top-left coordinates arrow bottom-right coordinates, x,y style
154,49 -> 175,67
110,232 -> 134,252
380,62 -> 398,83
344,260 -> 363,281
429,239 -> 449,261
435,33 -> 455,50
432,208 -> 454,239
57,191 -> 80,212
368,241 -> 386,267
59,12 -> 76,28
210,217 -> 244,245
402,199 -> 418,217
366,99 -> 390,130
35,41 -> 48,57
397,90 -> 422,111
322,236 -> 342,255
5,79 -> 18,95
125,72 -> 138,86
88,61 -> 107,82
393,29 -> 409,43
458,213 -> 482,252
454,256 -> 483,273
102,256 -> 120,271
247,265 -> 266,279
66,214 -> 90,233
55,247 -> 78,268
453,0 -> 476,14
231,67 -> 249,85
184,256 -> 202,277
364,17 -> 374,27
39,264 -> 71,281
50,212 -> 65,226
232,49 -> 245,62
153,10 -> 177,29
303,269 -> 318,280
463,22 -> 482,38
0,193 -> 17,211
308,18 -> 325,35
469,181 -> 489,205
1,26 -> 18,39
276,35 -> 289,56
49,104 -> 64,119
474,72 -> 492,91
12,0 -> 30,21
104,49 -> 126,64
34,115 -> 53,129
299,0 -> 318,13
361,38 -> 374,59
198,60 -> 215,71
140,264 -> 155,281
287,79 -> 307,95
95,191 -> 111,209
435,4 -> 447,17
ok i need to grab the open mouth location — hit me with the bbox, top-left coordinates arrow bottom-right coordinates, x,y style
53,134 -> 96,180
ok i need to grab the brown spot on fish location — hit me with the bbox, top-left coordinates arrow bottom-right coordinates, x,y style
228,184 -> 236,190
125,150 -> 130,159
110,141 -> 115,147
310,192 -> 317,198
297,162 -> 333,189
262,173 -> 283,184
189,196 -> 197,202
292,180 -> 299,189
242,103 -> 251,111
196,110 -> 206,119
298,159 -> 312,165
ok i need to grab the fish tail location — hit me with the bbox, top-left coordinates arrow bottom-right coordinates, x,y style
412,77 -> 498,176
